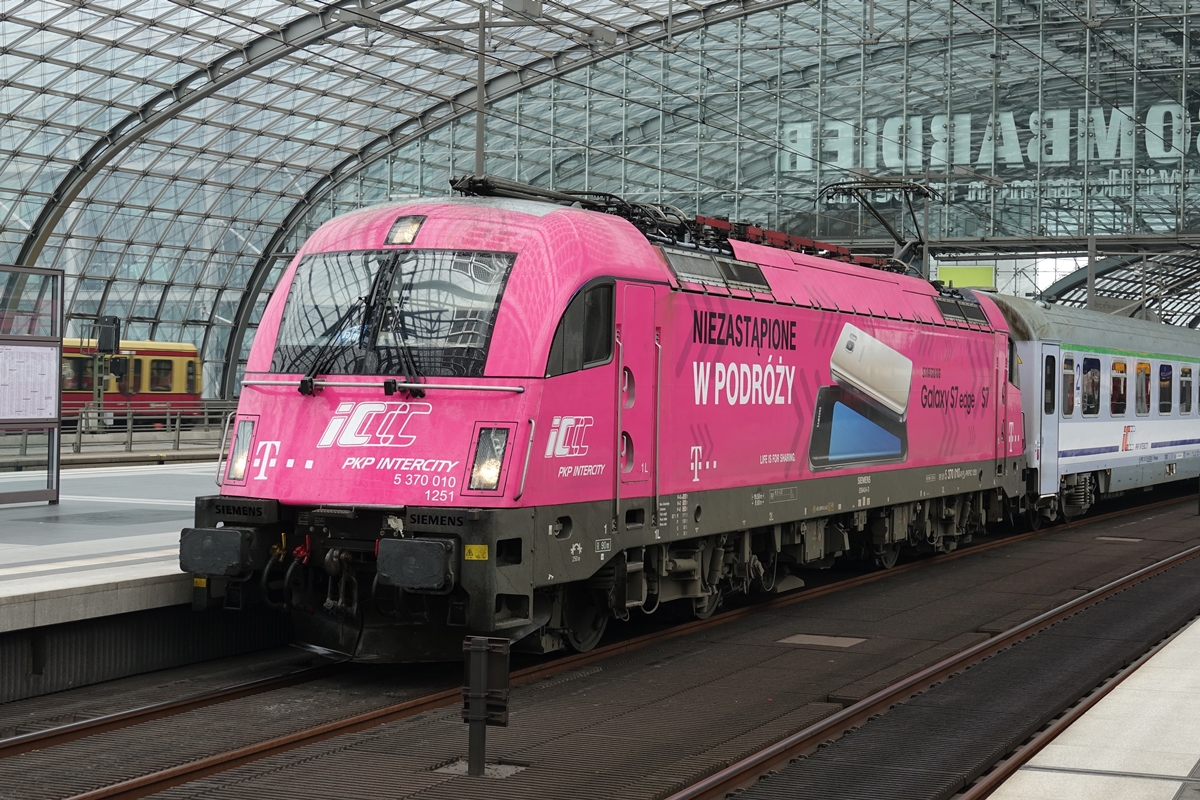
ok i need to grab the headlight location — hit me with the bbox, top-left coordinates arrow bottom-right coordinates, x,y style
227,419 -> 255,482
469,427 -> 509,490
387,214 -> 425,245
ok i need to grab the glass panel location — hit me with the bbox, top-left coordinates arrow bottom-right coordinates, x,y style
1111,361 -> 1127,416
1136,362 -> 1151,416
1061,356 -> 1074,417
1081,357 -> 1100,417
272,249 -> 515,378
0,270 -> 58,336
149,359 -> 173,391
1043,355 -> 1055,414
1160,364 -> 1174,414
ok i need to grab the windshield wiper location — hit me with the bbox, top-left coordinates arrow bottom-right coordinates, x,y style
298,297 -> 365,396
386,281 -> 425,399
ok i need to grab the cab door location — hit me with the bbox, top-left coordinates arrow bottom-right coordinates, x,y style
1039,344 -> 1060,494
615,284 -> 658,500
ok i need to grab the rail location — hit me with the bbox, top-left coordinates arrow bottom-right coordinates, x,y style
0,400 -> 236,463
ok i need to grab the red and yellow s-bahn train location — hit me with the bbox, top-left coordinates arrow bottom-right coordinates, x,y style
61,338 -> 202,418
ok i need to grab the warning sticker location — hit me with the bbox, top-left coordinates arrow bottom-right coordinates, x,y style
464,544 -> 489,561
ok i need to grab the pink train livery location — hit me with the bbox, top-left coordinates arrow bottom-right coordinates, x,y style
180,179 -> 1028,661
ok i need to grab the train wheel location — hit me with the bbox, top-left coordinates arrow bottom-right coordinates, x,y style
562,585 -> 608,653
874,544 -> 900,570
692,590 -> 721,620
1027,506 -> 1042,531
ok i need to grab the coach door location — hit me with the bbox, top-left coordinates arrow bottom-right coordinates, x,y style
1039,343 -> 1060,494
615,284 -> 658,522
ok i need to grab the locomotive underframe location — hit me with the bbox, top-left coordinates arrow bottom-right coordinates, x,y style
184,454 -> 1029,661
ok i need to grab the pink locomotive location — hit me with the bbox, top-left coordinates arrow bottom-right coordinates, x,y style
182,177 -> 1029,661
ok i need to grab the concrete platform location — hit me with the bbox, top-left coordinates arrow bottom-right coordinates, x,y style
0,462 -> 212,633
991,617 -> 1200,800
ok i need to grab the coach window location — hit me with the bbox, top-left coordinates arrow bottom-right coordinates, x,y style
1043,354 -> 1055,414
1111,361 -> 1127,416
1136,361 -> 1151,415
1160,364 -> 1174,414
1181,367 -> 1193,414
150,359 -> 174,392
1081,357 -> 1101,416
1061,356 -> 1075,417
546,282 -> 614,378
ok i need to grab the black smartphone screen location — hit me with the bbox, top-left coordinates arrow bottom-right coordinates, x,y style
809,385 -> 908,470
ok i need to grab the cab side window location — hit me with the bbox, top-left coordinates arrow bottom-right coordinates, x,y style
546,283 -> 614,378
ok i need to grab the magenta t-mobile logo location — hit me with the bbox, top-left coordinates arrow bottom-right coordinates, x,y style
544,416 -> 594,458
252,440 -> 281,480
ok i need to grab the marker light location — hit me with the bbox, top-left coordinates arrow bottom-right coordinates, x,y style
469,428 -> 509,491
386,215 -> 425,245
227,419 -> 255,482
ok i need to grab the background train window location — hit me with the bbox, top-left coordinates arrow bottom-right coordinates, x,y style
61,357 -> 94,391
546,283 -> 614,377
1081,357 -> 1100,416
1159,364 -> 1174,414
1061,356 -> 1075,417
1043,354 -> 1055,414
1181,367 -> 1193,414
150,359 -> 174,391
132,358 -> 143,394
187,361 -> 196,395
1136,362 -> 1151,415
1111,361 -> 1127,415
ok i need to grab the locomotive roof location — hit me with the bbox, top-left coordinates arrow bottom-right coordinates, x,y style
987,293 -> 1200,361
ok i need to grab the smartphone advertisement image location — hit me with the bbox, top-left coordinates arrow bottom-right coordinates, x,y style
810,323 -> 915,470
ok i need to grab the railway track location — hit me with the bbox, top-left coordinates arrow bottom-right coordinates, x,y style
664,521 -> 1200,800
5,491 -> 1192,800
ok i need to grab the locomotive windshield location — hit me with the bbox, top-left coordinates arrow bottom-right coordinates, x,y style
271,249 -> 515,377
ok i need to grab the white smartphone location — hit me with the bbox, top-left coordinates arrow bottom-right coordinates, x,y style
829,322 -> 913,421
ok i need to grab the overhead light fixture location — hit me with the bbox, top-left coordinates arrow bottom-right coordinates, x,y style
587,25 -> 617,45
502,0 -> 543,19
332,6 -> 382,29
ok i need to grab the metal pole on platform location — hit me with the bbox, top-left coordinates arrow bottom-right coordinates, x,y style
467,637 -> 488,776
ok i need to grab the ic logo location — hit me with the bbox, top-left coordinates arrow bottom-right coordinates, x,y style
1122,425 -> 1136,452
317,401 -> 432,448
544,415 -> 594,458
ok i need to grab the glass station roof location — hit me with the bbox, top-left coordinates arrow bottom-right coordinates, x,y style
0,0 -> 699,396
5,0 -> 1200,397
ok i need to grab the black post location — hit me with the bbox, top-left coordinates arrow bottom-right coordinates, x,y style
467,636 -> 489,776
461,635 -> 510,777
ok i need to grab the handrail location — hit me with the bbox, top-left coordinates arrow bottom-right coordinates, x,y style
514,418 -> 535,501
239,379 -> 524,393
215,411 -> 235,486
